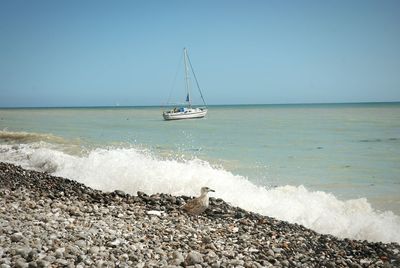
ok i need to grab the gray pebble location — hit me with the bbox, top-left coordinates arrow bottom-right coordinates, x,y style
185,251 -> 204,265
10,233 -> 24,242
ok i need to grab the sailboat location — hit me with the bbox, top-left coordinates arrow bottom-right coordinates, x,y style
163,48 -> 208,120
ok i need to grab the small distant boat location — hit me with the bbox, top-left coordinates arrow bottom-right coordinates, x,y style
163,48 -> 208,120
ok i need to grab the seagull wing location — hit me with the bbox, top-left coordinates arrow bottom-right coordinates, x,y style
182,197 -> 206,215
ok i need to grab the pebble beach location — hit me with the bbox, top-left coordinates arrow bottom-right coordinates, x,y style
0,162 -> 399,268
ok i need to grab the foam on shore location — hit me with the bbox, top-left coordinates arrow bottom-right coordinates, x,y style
0,142 -> 399,243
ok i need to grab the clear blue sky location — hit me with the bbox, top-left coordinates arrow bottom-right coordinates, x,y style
0,0 -> 399,107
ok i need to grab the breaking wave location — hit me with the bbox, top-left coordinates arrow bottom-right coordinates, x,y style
0,140 -> 399,244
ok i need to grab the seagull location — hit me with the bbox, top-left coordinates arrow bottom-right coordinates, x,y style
182,187 -> 215,215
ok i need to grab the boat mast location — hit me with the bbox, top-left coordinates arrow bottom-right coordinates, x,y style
183,48 -> 192,107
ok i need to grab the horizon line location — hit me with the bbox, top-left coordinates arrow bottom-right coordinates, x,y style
0,100 -> 399,109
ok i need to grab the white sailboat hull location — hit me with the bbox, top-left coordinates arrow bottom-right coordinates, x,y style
163,108 -> 207,120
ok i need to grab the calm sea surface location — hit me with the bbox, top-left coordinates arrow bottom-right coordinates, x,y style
1,103 -> 400,242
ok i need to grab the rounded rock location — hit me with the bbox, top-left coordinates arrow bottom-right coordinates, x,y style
184,251 -> 204,266
11,233 -> 24,242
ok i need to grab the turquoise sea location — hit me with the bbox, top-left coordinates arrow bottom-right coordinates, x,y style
1,103 -> 399,243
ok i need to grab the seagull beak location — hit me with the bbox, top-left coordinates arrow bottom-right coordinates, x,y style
209,188 -> 215,192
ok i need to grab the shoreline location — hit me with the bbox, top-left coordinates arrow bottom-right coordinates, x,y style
0,162 -> 399,267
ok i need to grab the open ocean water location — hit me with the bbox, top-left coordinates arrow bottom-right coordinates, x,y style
0,103 -> 399,243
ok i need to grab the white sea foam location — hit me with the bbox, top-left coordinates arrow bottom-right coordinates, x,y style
0,143 -> 399,243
